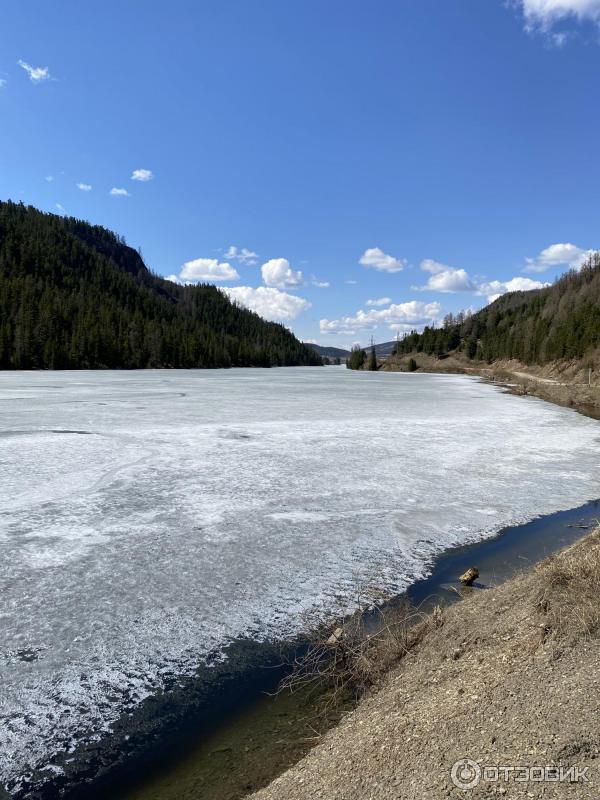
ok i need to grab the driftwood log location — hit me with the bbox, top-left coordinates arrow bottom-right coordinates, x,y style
459,566 -> 479,586
326,627 -> 345,646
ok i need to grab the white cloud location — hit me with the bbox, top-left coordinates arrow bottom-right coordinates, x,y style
166,274 -> 182,284
520,0 -> 600,30
110,187 -> 130,197
312,279 -> 330,288
345,279 -> 358,285
261,258 -> 304,288
55,203 -> 66,215
411,254 -> 566,303
18,60 -> 51,83
76,182 -> 92,192
524,242 -> 595,272
477,276 -> 550,303
359,247 -> 406,273
223,286 -> 310,321
180,257 -> 239,282
320,300 -> 442,336
131,168 -> 153,182
224,246 -> 259,265
366,297 -> 392,307
0,79 -> 6,89
417,259 -> 476,293
45,175 -> 54,183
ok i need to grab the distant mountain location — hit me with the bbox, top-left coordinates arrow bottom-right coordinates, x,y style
0,201 -> 321,370
371,340 -> 397,357
393,252 -> 600,365
306,344 -> 351,359
307,341 -> 399,359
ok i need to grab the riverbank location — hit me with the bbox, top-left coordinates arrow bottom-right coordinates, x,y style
253,526 -> 600,799
383,353 -> 600,418
115,500 -> 600,800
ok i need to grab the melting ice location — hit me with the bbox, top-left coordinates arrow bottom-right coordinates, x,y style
1,368 -> 599,788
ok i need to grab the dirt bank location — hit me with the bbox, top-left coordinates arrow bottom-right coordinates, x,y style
253,530 -> 600,799
383,354 -> 600,418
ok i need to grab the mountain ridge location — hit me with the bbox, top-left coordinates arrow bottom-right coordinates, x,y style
305,344 -> 351,359
0,201 -> 321,370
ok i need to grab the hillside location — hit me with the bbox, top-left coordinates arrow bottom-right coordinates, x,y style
305,344 -> 350,359
0,201 -> 321,370
393,252 -> 600,366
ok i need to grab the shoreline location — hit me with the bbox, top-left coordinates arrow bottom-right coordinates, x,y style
114,499 -> 600,800
252,526 -> 600,800
12,498 -> 600,800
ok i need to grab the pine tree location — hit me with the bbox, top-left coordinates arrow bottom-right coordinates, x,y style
368,337 -> 378,371
347,346 -> 366,370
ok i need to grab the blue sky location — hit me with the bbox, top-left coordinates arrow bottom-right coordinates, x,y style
1,0 -> 599,348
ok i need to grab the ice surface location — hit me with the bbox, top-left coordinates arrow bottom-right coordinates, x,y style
1,368 -> 600,789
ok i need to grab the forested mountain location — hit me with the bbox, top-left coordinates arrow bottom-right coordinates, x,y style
393,253 -> 600,365
307,341 -> 396,361
306,344 -> 351,358
0,201 -> 321,369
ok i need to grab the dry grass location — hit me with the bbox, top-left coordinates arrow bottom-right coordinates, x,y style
535,528 -> 600,640
277,595 -> 441,719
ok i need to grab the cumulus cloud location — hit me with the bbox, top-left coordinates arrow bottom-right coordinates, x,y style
224,246 -> 259,265
76,182 -> 92,192
180,257 -> 239,282
223,286 -> 310,321
417,259 -> 476,293
345,279 -> 358,285
359,247 -> 406,273
524,242 -> 595,272
18,60 -> 51,83
366,297 -> 392,307
412,254 -> 567,303
320,300 -> 442,336
519,0 -> 600,30
261,258 -> 304,288
131,168 -> 153,182
45,175 -> 54,183
477,276 -> 550,303
110,187 -> 130,197
312,279 -> 330,288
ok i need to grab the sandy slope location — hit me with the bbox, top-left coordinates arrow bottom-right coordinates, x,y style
253,532 -> 600,799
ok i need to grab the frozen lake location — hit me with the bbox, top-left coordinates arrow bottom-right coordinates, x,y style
1,367 -> 600,792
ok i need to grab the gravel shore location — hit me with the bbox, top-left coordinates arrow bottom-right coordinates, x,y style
253,530 -> 600,799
